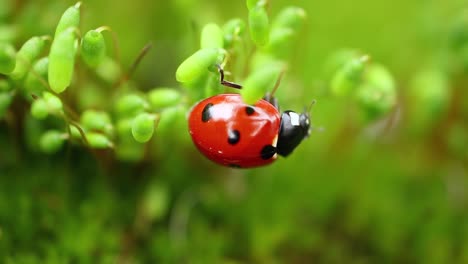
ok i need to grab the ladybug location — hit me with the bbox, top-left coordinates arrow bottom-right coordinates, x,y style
188,67 -> 312,168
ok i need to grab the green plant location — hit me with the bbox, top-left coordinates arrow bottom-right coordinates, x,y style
0,0 -> 467,263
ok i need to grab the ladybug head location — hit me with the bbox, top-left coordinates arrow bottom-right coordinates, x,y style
276,109 -> 312,157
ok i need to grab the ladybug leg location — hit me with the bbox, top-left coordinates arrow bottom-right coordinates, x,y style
263,93 -> 279,110
217,64 -> 242,89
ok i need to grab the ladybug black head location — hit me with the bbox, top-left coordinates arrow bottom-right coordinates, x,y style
276,110 -> 311,157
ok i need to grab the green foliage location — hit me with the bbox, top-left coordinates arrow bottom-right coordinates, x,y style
54,2 -> 81,37
131,112 -> 157,143
330,55 -> 369,97
10,36 -> 48,80
48,28 -> 78,93
0,0 -> 467,263
175,48 -> 223,84
81,29 -> 106,68
24,57 -> 48,98
248,4 -> 270,47
222,18 -> 245,48
147,88 -> 183,110
355,64 -> 396,122
200,23 -> 224,49
86,131 -> 113,148
241,63 -> 283,104
80,110 -> 113,136
0,42 -> 16,74
271,6 -> 306,31
30,98 -> 48,119
39,130 -> 66,153
407,68 -> 450,133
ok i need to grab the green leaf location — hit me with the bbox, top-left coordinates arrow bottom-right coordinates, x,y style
131,113 -> 156,143
48,28 -> 77,93
249,5 -> 270,47
241,63 -> 283,104
0,42 -> 16,74
176,48 -> 223,84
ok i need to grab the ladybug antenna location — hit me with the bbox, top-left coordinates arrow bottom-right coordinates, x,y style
303,99 -> 325,134
263,70 -> 285,106
305,99 -> 317,114
270,70 -> 285,97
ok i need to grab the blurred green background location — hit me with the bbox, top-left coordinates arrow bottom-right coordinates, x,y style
1,0 -> 468,263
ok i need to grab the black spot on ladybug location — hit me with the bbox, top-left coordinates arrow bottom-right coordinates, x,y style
245,106 -> 255,116
229,163 -> 242,168
228,129 -> 240,145
260,145 -> 276,160
202,103 -> 214,122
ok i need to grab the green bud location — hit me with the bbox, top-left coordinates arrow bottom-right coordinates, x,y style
55,2 -> 81,37
267,28 -> 295,59
86,132 -> 113,149
249,5 -> 270,47
223,18 -> 246,48
24,57 -> 48,98
95,56 -> 121,83
141,182 -> 169,222
323,49 -> 361,80
156,106 -> 185,136
132,113 -> 157,143
272,6 -> 306,31
176,48 -> 223,84
204,72 -> 223,97
81,29 -> 106,68
115,94 -> 149,118
250,51 -> 277,70
0,91 -> 13,118
80,110 -> 113,135
30,98 -> 48,119
115,140 -> 145,162
48,28 -> 78,93
200,23 -> 224,49
77,83 -> 107,110
69,125 -> 82,139
355,64 -> 396,122
148,88 -> 182,110
116,118 -> 133,139
407,69 -> 450,132
115,119 -> 146,161
0,42 -> 16,74
246,0 -> 265,10
43,92 -> 63,113
0,79 -> 12,92
330,55 -> 369,97
241,63 -> 283,104
40,130 -> 66,154
10,36 -> 48,80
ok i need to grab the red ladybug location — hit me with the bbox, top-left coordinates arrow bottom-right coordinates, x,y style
188,68 -> 312,168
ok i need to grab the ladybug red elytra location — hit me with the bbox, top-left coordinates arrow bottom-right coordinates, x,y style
188,67 -> 312,168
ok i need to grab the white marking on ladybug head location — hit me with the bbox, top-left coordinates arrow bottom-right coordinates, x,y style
289,112 -> 300,126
